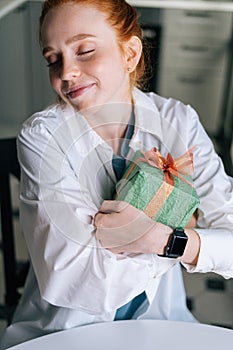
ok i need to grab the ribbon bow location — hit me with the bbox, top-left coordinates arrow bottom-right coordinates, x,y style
143,147 -> 195,186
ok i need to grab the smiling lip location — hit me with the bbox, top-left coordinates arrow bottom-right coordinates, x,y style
65,83 -> 95,99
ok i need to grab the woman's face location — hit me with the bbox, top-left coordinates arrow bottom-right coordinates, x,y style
40,3 -> 132,112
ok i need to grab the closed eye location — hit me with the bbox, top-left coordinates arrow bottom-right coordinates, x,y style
78,49 -> 95,56
45,49 -> 95,67
47,61 -> 59,67
46,57 -> 62,68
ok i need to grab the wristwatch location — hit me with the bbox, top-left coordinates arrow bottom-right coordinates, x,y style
160,228 -> 188,258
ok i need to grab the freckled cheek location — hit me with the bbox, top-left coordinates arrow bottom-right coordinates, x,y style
89,58 -> 118,85
86,57 -> 106,76
97,51 -> 125,74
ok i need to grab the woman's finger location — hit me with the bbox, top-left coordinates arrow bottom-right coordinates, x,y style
99,200 -> 131,213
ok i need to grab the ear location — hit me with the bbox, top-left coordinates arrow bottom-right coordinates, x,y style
123,35 -> 142,72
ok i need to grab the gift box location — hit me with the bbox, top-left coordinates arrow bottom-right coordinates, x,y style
115,147 -> 199,229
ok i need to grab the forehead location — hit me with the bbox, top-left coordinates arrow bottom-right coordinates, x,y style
40,3 -> 112,45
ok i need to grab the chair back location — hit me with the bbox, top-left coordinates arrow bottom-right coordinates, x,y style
0,138 -> 29,324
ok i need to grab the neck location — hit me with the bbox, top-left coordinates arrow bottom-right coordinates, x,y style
83,101 -> 133,154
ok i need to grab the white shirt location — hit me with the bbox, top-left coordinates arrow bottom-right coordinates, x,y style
1,89 -> 232,349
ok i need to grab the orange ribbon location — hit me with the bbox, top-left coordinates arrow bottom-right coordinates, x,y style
115,147 -> 196,200
142,147 -> 195,186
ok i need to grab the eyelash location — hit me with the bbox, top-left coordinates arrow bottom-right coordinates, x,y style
47,60 -> 60,68
78,49 -> 95,56
46,49 -> 95,67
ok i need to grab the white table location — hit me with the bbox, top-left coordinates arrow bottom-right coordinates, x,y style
9,320 -> 233,350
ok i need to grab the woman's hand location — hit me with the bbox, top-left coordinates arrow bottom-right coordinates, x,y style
94,200 -> 200,265
94,200 -> 172,255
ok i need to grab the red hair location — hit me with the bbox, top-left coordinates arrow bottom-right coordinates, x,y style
39,0 -> 147,89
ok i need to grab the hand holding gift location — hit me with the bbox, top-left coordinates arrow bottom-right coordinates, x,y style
115,147 -> 199,229
95,200 -> 172,255
95,147 -> 200,263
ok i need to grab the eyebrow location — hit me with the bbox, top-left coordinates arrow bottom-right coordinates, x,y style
42,33 -> 96,56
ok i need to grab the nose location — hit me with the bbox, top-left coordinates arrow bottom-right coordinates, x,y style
60,57 -> 81,81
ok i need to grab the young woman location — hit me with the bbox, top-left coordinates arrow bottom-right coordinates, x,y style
1,0 -> 232,348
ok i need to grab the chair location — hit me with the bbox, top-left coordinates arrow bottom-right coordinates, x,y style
0,138 -> 29,324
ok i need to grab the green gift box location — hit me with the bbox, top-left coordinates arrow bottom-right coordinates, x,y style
115,148 -> 199,229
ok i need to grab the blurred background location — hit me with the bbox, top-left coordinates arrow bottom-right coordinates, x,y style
0,0 -> 232,334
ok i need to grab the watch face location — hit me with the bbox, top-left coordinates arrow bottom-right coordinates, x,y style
165,229 -> 188,258
170,235 -> 187,256
159,229 -> 188,258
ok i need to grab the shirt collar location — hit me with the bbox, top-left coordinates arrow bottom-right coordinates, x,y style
61,103 -> 105,157
62,88 -> 164,154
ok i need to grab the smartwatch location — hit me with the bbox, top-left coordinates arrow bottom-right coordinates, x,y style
160,228 -> 188,258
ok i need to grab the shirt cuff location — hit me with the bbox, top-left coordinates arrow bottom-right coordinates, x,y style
182,228 -> 233,279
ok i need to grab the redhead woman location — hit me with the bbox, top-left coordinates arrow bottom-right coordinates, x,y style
0,0 -> 232,348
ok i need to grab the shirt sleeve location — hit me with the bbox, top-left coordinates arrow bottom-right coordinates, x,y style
17,120 -> 172,315
182,105 -> 233,279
